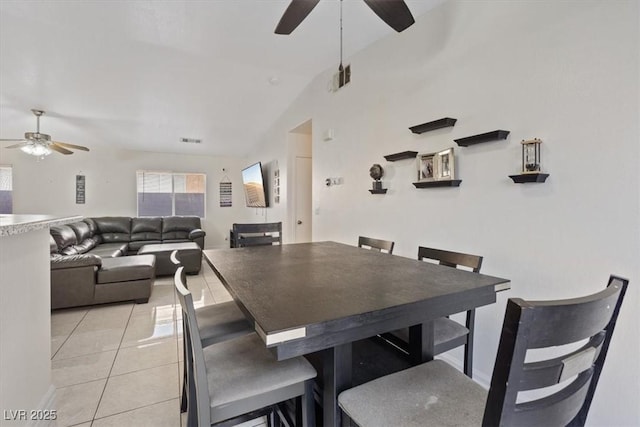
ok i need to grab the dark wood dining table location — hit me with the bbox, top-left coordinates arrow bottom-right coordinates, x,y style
203,241 -> 510,427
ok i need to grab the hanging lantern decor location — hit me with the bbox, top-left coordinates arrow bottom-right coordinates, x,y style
510,137 -> 549,183
521,138 -> 542,173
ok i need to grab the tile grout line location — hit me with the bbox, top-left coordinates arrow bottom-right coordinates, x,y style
89,304 -> 135,424
90,397 -> 178,423
51,310 -> 90,360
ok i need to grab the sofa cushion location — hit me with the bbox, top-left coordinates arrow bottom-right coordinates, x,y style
51,254 -> 102,270
50,236 -> 59,254
69,221 -> 93,242
50,225 -> 78,251
128,240 -> 163,253
131,217 -> 162,242
88,243 -> 128,258
84,218 -> 103,244
162,216 -> 201,241
73,239 -> 97,254
97,255 -> 155,284
94,217 -> 131,243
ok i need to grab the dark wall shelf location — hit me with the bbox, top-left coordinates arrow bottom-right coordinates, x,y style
413,180 -> 462,188
384,151 -> 418,162
369,189 -> 388,194
509,173 -> 549,183
409,118 -> 457,134
454,130 -> 510,147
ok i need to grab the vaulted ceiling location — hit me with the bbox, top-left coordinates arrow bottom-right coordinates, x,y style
0,0 -> 443,157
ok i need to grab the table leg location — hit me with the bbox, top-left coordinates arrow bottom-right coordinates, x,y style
322,343 -> 352,427
409,320 -> 435,365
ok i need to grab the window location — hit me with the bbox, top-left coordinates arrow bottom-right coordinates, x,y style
137,171 -> 206,218
0,166 -> 12,214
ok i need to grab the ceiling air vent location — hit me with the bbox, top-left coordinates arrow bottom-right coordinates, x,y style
180,137 -> 202,144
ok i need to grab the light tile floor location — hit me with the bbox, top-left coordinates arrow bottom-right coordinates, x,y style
51,261 -> 265,427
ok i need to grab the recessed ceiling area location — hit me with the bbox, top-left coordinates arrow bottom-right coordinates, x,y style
0,0 -> 443,158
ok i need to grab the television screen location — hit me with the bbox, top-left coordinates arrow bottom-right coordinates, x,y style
241,162 -> 268,207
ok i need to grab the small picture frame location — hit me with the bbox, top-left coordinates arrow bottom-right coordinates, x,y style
417,148 -> 456,182
417,153 -> 436,182
273,169 -> 280,204
437,148 -> 455,180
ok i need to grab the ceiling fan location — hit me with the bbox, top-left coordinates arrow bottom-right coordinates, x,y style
275,0 -> 415,35
1,109 -> 89,156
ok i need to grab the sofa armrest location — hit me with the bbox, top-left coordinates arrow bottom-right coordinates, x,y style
188,229 -> 206,240
51,254 -> 102,270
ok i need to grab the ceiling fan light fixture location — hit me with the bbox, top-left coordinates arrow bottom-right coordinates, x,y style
20,142 -> 52,157
2,109 -> 89,156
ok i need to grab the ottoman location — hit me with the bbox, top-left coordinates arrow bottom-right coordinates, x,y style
138,242 -> 202,276
96,255 -> 156,304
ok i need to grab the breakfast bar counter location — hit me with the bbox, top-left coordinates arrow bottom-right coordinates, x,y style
0,214 -> 81,424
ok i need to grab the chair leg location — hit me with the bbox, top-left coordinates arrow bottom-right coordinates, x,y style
464,309 -> 475,378
180,319 -> 188,412
184,331 -> 198,427
181,374 -> 188,412
302,380 -> 316,427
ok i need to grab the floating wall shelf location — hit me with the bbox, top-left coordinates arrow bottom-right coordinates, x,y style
509,173 -> 549,183
369,189 -> 388,194
384,151 -> 418,162
409,118 -> 457,134
454,130 -> 510,147
413,180 -> 462,188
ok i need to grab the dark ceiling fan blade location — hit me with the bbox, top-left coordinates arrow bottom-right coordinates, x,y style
275,0 -> 321,34
363,0 -> 415,32
49,144 -> 74,155
3,141 -> 29,148
53,141 -> 90,151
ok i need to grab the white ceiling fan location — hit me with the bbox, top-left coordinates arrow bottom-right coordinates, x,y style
1,109 -> 89,157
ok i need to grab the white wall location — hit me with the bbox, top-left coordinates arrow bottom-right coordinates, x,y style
1,146 -> 249,248
255,1 -> 640,425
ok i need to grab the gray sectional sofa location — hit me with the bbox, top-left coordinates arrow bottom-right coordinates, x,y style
50,216 -> 205,309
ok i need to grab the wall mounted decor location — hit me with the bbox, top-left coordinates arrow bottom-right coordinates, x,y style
509,138 -> 549,183
273,169 -> 281,203
369,163 -> 387,194
76,175 -> 85,204
454,130 -> 510,147
414,147 -> 461,188
409,117 -> 457,134
219,169 -> 232,207
384,151 -> 418,162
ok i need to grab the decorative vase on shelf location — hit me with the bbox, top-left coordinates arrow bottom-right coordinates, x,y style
369,164 -> 386,193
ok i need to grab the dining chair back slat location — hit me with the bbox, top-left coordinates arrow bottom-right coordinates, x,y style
484,275 -> 628,426
232,222 -> 282,248
358,236 -> 395,254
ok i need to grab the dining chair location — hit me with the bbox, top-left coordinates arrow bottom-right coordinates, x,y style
357,236 -> 394,254
232,222 -> 282,248
175,266 -> 317,427
170,251 -> 253,416
339,275 -> 629,427
381,246 -> 483,377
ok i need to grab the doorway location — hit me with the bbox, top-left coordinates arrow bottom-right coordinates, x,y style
288,120 -> 312,243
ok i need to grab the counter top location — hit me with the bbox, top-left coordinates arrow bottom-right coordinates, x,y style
0,214 -> 83,237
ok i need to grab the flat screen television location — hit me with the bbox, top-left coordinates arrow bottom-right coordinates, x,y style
241,162 -> 268,207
